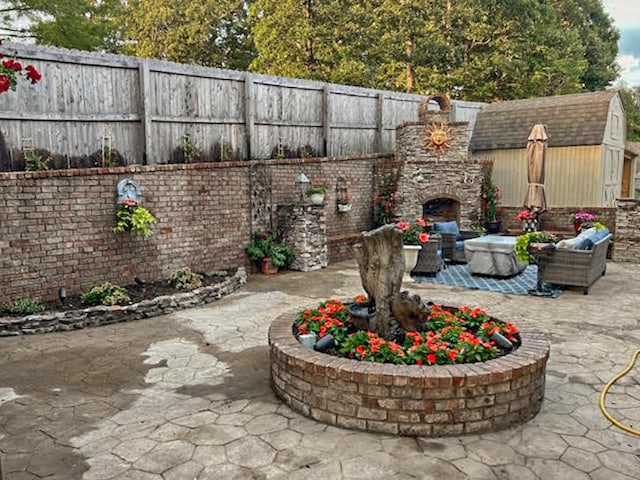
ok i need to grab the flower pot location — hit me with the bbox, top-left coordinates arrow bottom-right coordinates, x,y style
337,203 -> 352,212
403,245 -> 421,273
309,193 -> 325,205
261,257 -> 279,275
573,220 -> 582,234
485,220 -> 501,234
522,219 -> 538,233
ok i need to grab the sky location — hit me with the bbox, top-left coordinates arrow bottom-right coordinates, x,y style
603,0 -> 640,87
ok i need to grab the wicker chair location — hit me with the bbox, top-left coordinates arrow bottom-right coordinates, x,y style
439,230 -> 483,264
412,234 -> 444,276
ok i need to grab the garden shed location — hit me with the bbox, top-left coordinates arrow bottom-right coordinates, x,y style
470,90 -> 630,207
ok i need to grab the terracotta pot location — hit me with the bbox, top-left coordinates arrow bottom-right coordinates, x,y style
261,257 -> 279,275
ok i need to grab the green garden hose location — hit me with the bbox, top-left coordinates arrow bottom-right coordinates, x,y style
599,349 -> 640,436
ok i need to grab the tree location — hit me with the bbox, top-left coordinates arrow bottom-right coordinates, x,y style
551,0 -> 620,91
620,87 -> 640,141
248,0 -> 607,100
2,0 -> 121,51
118,0 -> 255,69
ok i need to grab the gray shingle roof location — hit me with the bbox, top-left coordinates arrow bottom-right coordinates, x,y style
470,90 -> 618,151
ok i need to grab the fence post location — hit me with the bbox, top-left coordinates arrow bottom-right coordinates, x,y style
138,60 -> 153,164
376,93 -> 385,152
323,85 -> 331,157
244,74 -> 255,160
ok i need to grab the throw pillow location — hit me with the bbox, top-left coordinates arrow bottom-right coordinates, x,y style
556,227 -> 597,249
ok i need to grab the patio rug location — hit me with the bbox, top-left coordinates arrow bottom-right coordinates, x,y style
413,264 -> 563,298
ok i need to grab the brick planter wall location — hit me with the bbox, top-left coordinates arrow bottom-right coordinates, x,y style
269,311 -> 550,436
0,155 -> 386,302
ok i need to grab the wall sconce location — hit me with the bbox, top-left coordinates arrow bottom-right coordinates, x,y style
295,172 -> 310,201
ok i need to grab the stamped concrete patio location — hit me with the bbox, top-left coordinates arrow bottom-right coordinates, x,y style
1,260 -> 639,480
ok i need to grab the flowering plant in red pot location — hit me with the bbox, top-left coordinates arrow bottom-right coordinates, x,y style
0,40 -> 42,94
570,211 -> 597,233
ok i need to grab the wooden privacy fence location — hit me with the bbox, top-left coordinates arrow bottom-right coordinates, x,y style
0,42 -> 484,168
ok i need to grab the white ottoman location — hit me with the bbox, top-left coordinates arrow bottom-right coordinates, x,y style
464,235 -> 526,277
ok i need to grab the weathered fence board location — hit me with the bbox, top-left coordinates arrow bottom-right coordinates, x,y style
0,42 -> 484,169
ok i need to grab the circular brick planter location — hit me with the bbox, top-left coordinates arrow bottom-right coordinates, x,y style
269,310 -> 550,436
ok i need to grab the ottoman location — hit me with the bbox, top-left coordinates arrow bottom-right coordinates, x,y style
464,235 -> 526,277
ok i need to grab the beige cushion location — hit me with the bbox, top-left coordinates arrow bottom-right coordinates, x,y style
556,227 -> 597,249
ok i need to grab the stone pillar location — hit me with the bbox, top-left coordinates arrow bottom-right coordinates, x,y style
277,204 -> 328,271
613,199 -> 640,263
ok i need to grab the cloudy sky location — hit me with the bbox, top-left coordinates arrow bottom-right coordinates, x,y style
603,0 -> 640,87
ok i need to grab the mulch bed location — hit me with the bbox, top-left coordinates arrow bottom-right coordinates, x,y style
30,275 -> 228,315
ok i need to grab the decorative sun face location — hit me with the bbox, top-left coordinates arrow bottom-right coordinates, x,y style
423,121 -> 454,155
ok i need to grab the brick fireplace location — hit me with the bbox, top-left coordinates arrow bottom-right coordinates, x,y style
395,109 -> 489,229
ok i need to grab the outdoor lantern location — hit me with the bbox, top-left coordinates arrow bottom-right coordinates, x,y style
58,287 -> 67,304
295,172 -> 310,200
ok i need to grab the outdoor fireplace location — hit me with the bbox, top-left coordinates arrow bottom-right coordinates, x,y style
423,197 -> 460,224
394,102 -> 488,227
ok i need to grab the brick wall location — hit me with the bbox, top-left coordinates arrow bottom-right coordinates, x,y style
1,155 -> 388,302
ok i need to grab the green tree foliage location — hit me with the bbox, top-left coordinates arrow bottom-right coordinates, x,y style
4,0 -> 620,101
551,0 -> 620,91
118,0 -> 255,69
620,87 -> 640,141
2,0 -> 120,51
249,0 -> 618,101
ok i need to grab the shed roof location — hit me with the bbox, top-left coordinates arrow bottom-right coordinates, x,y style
470,90 -> 618,151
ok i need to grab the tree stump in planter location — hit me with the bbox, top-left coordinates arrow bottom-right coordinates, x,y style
353,224 -> 404,339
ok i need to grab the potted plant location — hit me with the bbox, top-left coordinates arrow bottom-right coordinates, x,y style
307,186 -> 327,205
396,218 -> 429,272
337,193 -> 353,212
482,174 -> 501,233
113,199 -> 157,238
516,209 -> 538,233
245,229 -> 295,274
570,211 -> 597,234
514,231 -> 558,264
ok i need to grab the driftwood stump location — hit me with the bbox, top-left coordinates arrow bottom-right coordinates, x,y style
353,224 -> 404,339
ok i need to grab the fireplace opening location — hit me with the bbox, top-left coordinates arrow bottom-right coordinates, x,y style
423,198 -> 460,224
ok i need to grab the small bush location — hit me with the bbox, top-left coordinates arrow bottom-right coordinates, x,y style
81,283 -> 130,306
2,297 -> 46,315
24,150 -> 49,171
169,267 -> 203,290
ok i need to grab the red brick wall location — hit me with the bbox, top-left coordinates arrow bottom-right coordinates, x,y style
1,156 -> 387,302
499,205 -> 616,235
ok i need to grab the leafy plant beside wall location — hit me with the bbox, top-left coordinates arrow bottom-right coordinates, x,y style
113,199 -> 157,238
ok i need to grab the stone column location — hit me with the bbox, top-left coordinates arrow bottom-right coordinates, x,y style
277,204 -> 328,271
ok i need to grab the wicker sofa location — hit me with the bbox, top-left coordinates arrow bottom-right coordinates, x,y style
538,231 -> 611,295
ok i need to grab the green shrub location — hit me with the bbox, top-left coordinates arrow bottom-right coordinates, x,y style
2,297 -> 46,315
81,283 -> 130,306
169,267 -> 203,290
24,151 -> 49,171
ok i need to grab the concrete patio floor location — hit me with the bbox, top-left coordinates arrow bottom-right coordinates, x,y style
1,260 -> 639,480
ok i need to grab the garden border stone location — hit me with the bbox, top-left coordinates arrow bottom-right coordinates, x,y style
0,267 -> 247,336
269,308 -> 550,436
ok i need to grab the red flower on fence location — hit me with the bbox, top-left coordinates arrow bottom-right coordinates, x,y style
0,39 -> 42,94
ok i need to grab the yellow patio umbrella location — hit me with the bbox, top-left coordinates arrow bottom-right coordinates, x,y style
524,124 -> 548,213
